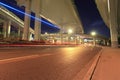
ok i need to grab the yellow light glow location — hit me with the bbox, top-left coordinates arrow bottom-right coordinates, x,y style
45,32 -> 48,35
91,31 -> 96,36
68,29 -> 73,34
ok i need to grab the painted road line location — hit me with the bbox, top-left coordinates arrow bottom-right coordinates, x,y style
0,54 -> 51,64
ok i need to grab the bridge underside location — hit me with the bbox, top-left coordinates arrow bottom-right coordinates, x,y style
16,0 -> 83,34
0,0 -> 84,41
95,0 -> 120,47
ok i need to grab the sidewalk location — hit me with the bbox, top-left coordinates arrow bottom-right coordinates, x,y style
91,47 -> 120,80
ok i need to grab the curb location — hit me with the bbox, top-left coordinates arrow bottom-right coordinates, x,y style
83,48 -> 103,80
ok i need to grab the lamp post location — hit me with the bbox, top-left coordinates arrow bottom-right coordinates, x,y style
91,31 -> 96,46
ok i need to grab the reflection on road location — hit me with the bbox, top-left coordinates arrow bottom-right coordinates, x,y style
0,46 -> 102,80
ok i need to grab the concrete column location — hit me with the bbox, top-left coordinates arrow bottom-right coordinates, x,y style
3,22 -> 7,38
7,21 -> 11,38
80,38 -> 83,44
103,39 -> 106,46
109,0 -> 118,47
22,0 -> 31,40
34,0 -> 41,41
18,27 -> 22,40
93,37 -> 96,46
18,27 -> 21,37
78,36 -> 82,44
3,21 -> 11,38
29,32 -> 33,41
110,25 -> 118,47
49,33 -> 51,41
60,30 -> 63,44
34,15 -> 41,41
75,36 -> 79,44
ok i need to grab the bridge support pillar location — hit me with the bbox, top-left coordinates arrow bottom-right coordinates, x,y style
80,38 -> 84,44
29,32 -> 33,41
3,20 -> 11,38
34,0 -> 41,41
18,27 -> 22,40
22,0 -> 31,41
110,24 -> 118,48
109,0 -> 118,48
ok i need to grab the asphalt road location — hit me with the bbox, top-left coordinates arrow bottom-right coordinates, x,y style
0,45 -> 102,80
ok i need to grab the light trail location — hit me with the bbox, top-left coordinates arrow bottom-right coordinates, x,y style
0,2 -> 59,29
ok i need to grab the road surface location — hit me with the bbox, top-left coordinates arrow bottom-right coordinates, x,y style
0,45 -> 102,80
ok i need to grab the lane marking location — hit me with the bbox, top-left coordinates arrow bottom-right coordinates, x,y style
0,54 -> 51,64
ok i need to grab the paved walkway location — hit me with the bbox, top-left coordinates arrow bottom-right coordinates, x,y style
91,47 -> 120,80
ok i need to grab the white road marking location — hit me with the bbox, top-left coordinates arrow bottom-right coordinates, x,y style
0,54 -> 51,64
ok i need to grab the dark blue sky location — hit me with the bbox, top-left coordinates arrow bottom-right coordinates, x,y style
75,0 -> 110,38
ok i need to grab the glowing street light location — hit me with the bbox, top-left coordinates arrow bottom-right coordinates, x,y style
67,29 -> 73,44
91,31 -> 96,36
91,31 -> 96,46
45,32 -> 48,35
68,29 -> 73,34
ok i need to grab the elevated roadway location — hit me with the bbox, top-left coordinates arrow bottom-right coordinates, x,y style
95,0 -> 120,47
0,5 -> 34,34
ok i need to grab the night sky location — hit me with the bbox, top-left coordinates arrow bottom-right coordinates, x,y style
74,0 -> 110,38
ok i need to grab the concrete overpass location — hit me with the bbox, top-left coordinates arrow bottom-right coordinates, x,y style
95,0 -> 120,47
16,0 -> 84,40
0,0 -> 83,41
0,5 -> 34,39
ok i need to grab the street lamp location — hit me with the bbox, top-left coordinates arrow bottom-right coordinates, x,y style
91,31 -> 96,36
67,29 -> 73,44
68,29 -> 73,34
45,32 -> 48,35
91,31 -> 96,46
